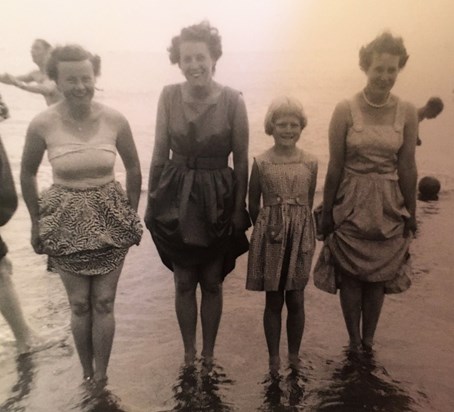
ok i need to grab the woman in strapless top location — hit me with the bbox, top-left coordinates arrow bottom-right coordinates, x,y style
20,44 -> 143,384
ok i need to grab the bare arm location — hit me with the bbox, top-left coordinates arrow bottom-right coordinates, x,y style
308,159 -> 318,210
231,93 -> 250,231
116,115 -> 142,211
0,71 -> 34,85
148,89 -> 170,194
13,77 -> 58,97
248,160 -> 261,225
320,101 -> 349,235
398,102 -> 418,236
20,117 -> 46,253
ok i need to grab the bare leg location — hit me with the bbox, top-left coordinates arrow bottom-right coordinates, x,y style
59,270 -> 93,379
0,257 -> 33,353
361,281 -> 385,349
91,263 -> 122,382
264,291 -> 285,371
200,257 -> 223,363
286,290 -> 305,368
339,275 -> 362,350
174,264 -> 198,364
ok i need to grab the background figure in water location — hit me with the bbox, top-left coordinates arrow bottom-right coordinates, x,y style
416,96 -> 444,146
145,21 -> 250,367
0,39 -> 62,106
0,101 -> 40,355
315,32 -> 418,352
20,44 -> 143,384
246,96 -> 317,373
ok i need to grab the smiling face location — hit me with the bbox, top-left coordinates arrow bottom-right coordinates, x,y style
178,41 -> 215,88
365,52 -> 400,96
272,114 -> 303,149
56,59 -> 96,108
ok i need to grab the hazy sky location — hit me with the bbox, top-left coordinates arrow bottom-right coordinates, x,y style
1,0 -> 453,55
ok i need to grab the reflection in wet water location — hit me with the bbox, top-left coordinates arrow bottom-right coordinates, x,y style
0,353 -> 35,412
73,381 -> 128,412
314,349 -> 427,412
260,367 -> 307,411
170,360 -> 234,411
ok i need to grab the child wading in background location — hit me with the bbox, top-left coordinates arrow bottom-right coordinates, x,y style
246,97 -> 318,373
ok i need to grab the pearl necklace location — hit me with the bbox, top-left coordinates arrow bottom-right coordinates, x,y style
362,89 -> 390,108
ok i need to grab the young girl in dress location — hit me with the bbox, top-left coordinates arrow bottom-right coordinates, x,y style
247,96 -> 318,372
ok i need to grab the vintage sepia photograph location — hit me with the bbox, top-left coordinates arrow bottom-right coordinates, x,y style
0,1 -> 453,410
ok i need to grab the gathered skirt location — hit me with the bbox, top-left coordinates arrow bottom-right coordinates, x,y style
314,171 -> 412,294
146,160 -> 249,278
39,181 -> 143,276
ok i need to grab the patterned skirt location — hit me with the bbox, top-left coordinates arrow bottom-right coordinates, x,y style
39,181 -> 143,276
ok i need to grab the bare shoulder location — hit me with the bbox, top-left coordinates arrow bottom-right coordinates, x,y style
95,103 -> 127,124
401,99 -> 418,121
28,105 -> 60,134
96,102 -> 129,128
255,147 -> 274,163
334,98 -> 351,117
300,149 -> 318,166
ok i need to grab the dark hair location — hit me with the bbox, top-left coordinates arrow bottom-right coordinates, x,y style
426,97 -> 444,114
34,39 -> 52,51
359,32 -> 409,71
46,44 -> 101,81
168,21 -> 222,66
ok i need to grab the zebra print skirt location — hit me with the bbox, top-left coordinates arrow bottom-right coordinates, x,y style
39,181 -> 143,276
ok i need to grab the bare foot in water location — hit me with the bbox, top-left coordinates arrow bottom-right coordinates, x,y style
269,356 -> 280,375
184,350 -> 197,366
362,338 -> 374,352
348,340 -> 363,354
201,354 -> 214,375
16,331 -> 56,355
288,354 -> 303,371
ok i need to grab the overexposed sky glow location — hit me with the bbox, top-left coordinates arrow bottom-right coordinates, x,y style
1,0 -> 453,55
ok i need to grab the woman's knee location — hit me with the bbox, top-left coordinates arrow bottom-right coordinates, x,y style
0,257 -> 13,286
200,280 -> 222,295
69,299 -> 91,317
286,290 -> 305,313
265,292 -> 285,313
174,268 -> 198,295
92,295 -> 115,315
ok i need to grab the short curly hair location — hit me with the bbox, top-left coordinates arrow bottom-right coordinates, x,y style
46,44 -> 101,82
264,96 -> 307,136
168,21 -> 222,66
359,32 -> 409,72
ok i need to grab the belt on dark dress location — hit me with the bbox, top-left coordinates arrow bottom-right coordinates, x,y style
171,152 -> 228,170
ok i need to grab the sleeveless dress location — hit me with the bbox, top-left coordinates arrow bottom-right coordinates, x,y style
147,84 -> 249,277
314,95 -> 412,294
246,149 -> 317,291
38,117 -> 143,276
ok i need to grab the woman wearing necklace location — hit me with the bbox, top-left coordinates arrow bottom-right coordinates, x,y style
145,21 -> 250,367
315,32 -> 418,352
20,45 -> 143,384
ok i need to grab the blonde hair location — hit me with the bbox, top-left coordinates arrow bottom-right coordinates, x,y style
264,96 -> 307,135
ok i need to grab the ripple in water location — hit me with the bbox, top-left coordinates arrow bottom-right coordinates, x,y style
311,349 -> 429,412
164,359 -> 234,411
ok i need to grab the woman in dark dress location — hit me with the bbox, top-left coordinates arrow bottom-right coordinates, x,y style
145,21 -> 250,366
